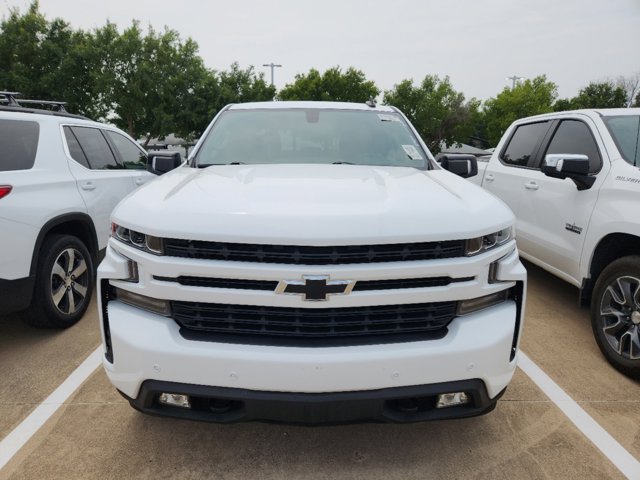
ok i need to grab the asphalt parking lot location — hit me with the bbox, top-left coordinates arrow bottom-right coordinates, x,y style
1,261 -> 639,479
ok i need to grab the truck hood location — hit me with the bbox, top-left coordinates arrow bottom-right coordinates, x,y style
113,164 -> 514,244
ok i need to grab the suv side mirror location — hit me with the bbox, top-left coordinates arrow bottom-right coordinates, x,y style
438,154 -> 478,178
147,151 -> 182,175
542,154 -> 595,191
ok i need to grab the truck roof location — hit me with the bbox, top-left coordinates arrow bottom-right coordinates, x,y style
228,101 -> 396,112
517,108 -> 640,123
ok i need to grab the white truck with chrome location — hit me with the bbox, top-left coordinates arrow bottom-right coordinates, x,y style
467,108 -> 640,378
98,101 -> 526,424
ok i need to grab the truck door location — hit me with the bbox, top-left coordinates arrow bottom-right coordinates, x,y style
482,120 -> 553,257
517,118 -> 607,283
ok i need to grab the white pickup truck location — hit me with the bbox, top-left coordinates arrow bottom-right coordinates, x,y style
97,101 -> 526,424
464,108 -> 640,378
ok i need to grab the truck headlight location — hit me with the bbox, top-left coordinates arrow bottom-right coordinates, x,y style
111,223 -> 164,255
465,227 -> 513,256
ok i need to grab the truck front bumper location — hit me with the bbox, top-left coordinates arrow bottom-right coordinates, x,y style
123,378 -> 503,424
102,300 -> 519,423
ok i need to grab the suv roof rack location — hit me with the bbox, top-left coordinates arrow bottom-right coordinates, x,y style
0,92 -> 68,112
0,91 -> 21,107
0,91 -> 87,120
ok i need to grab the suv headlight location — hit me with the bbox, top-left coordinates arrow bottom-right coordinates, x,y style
111,223 -> 164,255
465,226 -> 513,256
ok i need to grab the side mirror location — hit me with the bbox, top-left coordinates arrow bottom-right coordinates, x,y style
438,154 -> 478,178
542,154 -> 595,190
147,151 -> 182,175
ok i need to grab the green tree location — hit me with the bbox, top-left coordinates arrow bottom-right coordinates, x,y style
383,75 -> 477,153
217,62 -> 276,107
278,66 -> 379,102
555,81 -> 626,111
0,2 -> 106,117
105,22 -> 217,145
483,75 -> 557,146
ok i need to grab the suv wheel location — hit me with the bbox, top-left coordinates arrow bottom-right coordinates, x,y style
25,234 -> 94,328
590,255 -> 640,379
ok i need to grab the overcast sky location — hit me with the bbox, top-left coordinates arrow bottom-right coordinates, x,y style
2,0 -> 639,101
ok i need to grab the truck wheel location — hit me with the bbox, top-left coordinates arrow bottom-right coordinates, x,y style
25,234 -> 94,329
590,256 -> 640,379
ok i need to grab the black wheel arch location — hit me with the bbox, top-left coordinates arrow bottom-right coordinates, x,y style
30,213 -> 99,278
581,232 -> 640,305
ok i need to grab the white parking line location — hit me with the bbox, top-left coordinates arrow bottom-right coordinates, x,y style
0,346 -> 102,471
518,351 -> 640,480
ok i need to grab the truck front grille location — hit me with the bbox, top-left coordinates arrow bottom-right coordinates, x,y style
163,239 -> 466,265
171,301 -> 456,346
154,275 -> 474,291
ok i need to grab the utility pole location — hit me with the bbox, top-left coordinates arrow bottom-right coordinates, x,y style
506,75 -> 525,89
263,62 -> 282,86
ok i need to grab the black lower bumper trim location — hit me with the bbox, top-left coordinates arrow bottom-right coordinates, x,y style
0,276 -> 34,316
123,379 -> 504,425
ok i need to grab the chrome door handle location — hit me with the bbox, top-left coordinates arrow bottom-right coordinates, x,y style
81,182 -> 96,191
135,178 -> 145,186
484,174 -> 495,182
524,181 -> 539,190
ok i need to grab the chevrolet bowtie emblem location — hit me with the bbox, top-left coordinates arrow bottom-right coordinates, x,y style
275,275 -> 356,301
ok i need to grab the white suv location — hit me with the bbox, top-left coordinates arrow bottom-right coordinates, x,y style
0,93 -> 154,328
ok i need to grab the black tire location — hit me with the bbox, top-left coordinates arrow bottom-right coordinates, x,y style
590,255 -> 640,379
25,234 -> 94,329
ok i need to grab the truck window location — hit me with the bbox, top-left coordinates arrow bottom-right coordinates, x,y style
602,115 -> 640,167
0,119 -> 39,171
195,109 -> 430,170
544,120 -> 602,173
500,122 -> 549,168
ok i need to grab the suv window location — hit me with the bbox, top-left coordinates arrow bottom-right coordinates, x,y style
545,120 -> 602,173
105,130 -> 147,169
70,126 -> 120,170
500,122 -> 549,167
0,119 -> 39,171
63,127 -> 91,168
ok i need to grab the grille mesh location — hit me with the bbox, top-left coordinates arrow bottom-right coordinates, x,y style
171,301 -> 456,344
163,239 -> 467,265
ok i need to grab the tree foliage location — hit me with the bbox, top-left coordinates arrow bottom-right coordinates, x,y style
0,3 -> 106,118
383,75 -> 478,153
554,81 -> 626,111
483,76 -> 557,146
278,67 -> 379,102
0,2 -> 274,143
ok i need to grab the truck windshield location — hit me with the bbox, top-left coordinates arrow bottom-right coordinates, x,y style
603,115 -> 640,167
195,109 -> 431,169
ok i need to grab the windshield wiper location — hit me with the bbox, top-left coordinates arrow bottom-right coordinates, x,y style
197,161 -> 247,168
332,161 -> 354,165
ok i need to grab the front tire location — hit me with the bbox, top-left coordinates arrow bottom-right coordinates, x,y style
25,234 -> 94,329
590,256 -> 640,379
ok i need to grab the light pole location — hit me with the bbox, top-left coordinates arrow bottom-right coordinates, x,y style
263,62 -> 282,86
506,75 -> 525,89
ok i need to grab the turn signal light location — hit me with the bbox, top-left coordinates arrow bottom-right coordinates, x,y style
0,185 -> 12,199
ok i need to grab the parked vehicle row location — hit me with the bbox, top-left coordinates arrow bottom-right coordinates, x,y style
3,91 -> 636,427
